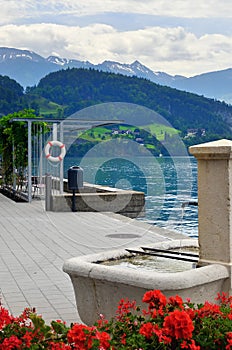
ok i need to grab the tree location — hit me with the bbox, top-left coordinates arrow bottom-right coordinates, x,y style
0,109 -> 47,186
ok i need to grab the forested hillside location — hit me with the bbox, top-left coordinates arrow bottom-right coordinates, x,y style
0,76 -> 26,115
1,68 -> 232,147
32,68 -> 232,141
0,75 -> 64,118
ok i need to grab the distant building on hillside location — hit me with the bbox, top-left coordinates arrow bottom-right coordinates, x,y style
186,128 -> 206,138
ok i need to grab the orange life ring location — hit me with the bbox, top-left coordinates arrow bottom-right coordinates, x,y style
45,140 -> 66,162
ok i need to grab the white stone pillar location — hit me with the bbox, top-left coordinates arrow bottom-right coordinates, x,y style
189,139 -> 232,293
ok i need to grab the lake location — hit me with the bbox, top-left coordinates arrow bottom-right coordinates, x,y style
64,156 -> 198,237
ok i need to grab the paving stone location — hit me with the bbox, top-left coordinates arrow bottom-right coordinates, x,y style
0,193 -> 185,324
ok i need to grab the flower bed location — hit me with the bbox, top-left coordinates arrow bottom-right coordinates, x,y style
0,290 -> 232,349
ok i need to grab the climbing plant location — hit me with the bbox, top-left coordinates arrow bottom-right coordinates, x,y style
0,109 -> 47,186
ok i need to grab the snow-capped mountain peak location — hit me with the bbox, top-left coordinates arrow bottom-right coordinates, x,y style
0,47 -> 44,63
47,56 -> 70,66
0,47 -> 232,104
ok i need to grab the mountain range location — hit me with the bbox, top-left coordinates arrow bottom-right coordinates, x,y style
0,47 -> 232,104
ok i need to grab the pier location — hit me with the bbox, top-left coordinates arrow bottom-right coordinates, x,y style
0,192 -> 185,324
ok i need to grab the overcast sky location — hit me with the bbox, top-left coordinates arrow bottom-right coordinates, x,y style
0,0 -> 232,77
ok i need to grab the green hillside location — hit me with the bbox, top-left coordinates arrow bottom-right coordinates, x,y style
0,76 -> 65,118
31,68 -> 232,143
25,94 -> 65,118
1,68 -> 232,153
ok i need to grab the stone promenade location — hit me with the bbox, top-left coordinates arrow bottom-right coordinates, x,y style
0,193 -> 185,324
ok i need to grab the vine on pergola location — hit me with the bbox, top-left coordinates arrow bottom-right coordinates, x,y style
0,109 -> 47,185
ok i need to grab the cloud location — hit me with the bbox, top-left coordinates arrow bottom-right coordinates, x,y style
1,0 -> 232,26
0,22 -> 231,76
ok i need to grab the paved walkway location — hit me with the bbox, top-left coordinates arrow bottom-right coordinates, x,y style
0,193 -> 185,325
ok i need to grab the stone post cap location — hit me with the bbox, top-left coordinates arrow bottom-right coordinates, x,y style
189,139 -> 232,159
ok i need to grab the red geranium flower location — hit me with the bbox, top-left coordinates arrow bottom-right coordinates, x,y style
163,309 -> 194,340
168,295 -> 184,309
49,342 -> 71,350
21,331 -> 33,347
139,322 -> 156,339
117,298 -> 136,315
181,339 -> 201,349
0,335 -> 22,350
0,307 -> 14,329
142,290 -> 167,314
196,301 -> 222,318
143,290 -> 166,305
226,332 -> 232,350
95,330 -> 111,349
67,323 -> 94,349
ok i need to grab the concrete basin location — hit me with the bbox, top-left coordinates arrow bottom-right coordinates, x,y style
63,239 -> 229,325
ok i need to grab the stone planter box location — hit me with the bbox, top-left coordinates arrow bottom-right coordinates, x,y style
63,239 -> 229,325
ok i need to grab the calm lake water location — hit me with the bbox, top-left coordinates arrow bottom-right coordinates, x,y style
64,156 -> 198,237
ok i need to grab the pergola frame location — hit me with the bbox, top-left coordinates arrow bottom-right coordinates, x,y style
10,117 -> 122,202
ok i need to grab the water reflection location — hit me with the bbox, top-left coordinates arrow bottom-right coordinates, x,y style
64,156 -> 198,237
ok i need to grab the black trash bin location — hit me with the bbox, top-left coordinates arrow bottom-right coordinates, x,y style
67,166 -> 83,211
68,166 -> 83,190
